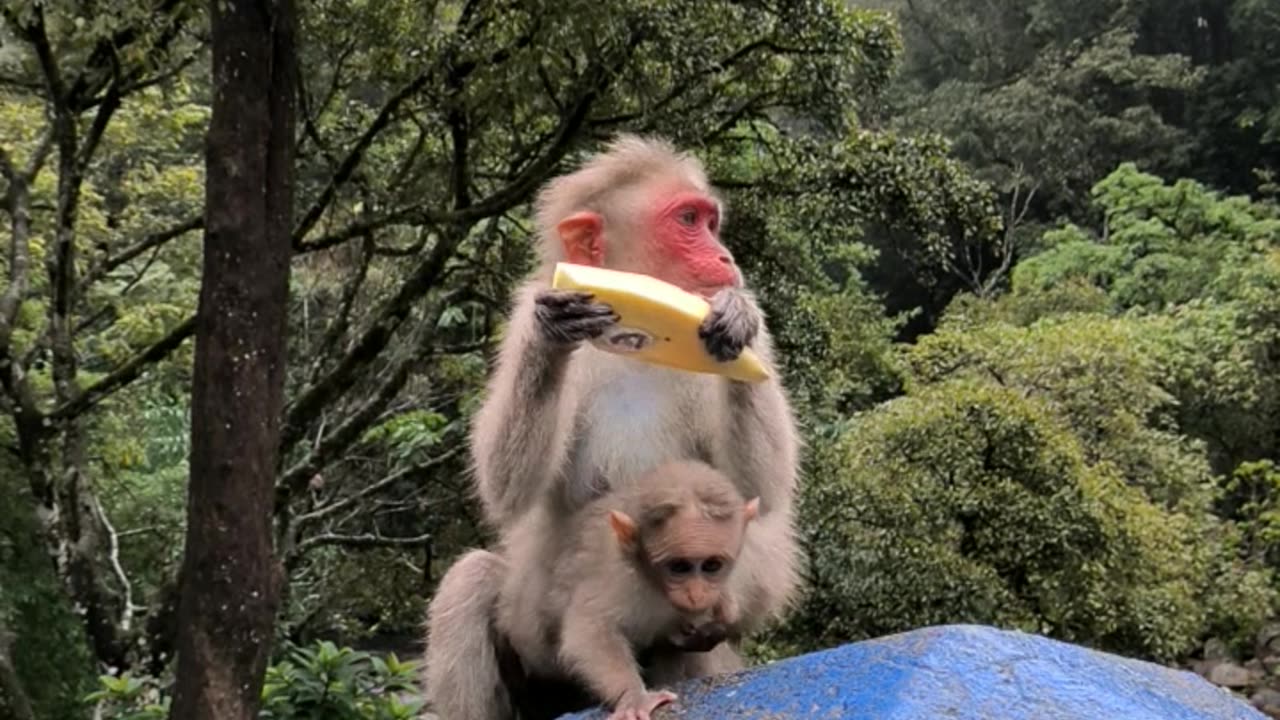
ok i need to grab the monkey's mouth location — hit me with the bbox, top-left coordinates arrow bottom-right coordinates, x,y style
691,285 -> 730,301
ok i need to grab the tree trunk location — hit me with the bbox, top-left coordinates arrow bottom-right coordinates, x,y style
167,0 -> 296,718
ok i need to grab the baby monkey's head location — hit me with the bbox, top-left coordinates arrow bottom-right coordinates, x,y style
608,460 -> 758,613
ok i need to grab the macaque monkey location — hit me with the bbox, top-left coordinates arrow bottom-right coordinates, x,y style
499,460 -> 760,720
424,135 -> 801,719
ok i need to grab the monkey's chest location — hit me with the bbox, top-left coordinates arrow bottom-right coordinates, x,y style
569,360 -> 719,497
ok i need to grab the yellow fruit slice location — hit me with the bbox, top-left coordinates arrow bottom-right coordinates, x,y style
551,262 -> 770,383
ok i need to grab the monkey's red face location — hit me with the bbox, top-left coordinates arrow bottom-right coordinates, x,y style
554,183 -> 741,300
642,188 -> 740,297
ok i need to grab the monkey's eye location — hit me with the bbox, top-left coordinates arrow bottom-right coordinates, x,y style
666,559 -> 695,576
701,558 -> 724,574
677,208 -> 698,227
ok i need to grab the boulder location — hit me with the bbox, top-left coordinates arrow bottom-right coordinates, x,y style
561,625 -> 1265,719
1251,688 -> 1280,718
1209,662 -> 1260,689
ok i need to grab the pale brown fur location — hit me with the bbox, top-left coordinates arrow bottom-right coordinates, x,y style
498,461 -> 761,720
423,135 -> 802,719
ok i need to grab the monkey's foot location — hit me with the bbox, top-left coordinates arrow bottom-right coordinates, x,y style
608,689 -> 677,720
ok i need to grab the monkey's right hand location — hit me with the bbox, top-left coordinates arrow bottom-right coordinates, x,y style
534,289 -> 619,346
609,688 -> 678,720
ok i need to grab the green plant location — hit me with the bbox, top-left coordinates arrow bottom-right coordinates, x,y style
85,673 -> 170,720
259,641 -> 423,720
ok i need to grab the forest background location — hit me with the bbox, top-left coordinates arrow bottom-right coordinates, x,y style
3,0 -> 1280,717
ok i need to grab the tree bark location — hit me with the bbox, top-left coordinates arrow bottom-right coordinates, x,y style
168,0 -> 296,718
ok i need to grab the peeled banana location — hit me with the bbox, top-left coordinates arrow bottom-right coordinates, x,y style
550,262 -> 770,383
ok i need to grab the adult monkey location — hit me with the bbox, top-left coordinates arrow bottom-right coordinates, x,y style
424,135 -> 801,719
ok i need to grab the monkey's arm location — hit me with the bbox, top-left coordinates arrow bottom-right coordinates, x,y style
472,283 -> 615,526
700,289 -> 800,516
559,599 -> 676,715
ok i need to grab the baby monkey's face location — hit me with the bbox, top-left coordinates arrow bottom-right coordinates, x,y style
642,508 -> 748,613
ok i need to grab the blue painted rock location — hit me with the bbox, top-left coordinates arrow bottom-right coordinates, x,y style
560,624 -> 1264,719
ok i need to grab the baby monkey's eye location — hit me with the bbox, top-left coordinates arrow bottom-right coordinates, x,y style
677,208 -> 697,226
666,559 -> 695,576
701,558 -> 724,574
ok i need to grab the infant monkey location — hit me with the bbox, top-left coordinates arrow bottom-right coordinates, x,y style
502,460 -> 759,720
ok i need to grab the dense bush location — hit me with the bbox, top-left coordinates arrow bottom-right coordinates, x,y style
795,378 -> 1254,662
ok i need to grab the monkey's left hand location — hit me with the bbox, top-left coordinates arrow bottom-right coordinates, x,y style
698,288 -> 760,362
666,620 -> 729,653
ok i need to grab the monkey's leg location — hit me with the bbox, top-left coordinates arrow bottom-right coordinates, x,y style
423,549 -> 513,720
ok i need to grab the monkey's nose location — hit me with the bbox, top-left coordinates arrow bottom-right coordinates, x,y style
717,254 -> 732,265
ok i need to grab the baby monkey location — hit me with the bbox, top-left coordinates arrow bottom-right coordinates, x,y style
499,460 -> 759,720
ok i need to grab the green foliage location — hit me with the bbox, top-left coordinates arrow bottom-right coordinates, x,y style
1224,461 -> 1280,569
999,165 -> 1280,473
1014,164 -> 1280,312
85,673 -> 170,720
797,377 -> 1253,662
876,0 -> 1201,216
259,642 -> 422,720
0,462 -> 96,720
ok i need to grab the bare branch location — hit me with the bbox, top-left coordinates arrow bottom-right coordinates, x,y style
279,250 -> 463,452
76,82 -> 122,173
295,531 -> 432,555
0,156 -> 36,412
277,298 -> 452,503
91,494 -> 135,632
292,68 -> 434,245
295,446 -> 461,530
296,62 -> 609,254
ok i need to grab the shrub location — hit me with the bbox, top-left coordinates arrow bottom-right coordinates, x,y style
794,378 -> 1259,663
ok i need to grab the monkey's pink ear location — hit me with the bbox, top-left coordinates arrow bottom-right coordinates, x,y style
608,510 -> 638,549
557,212 -> 605,267
743,497 -> 760,523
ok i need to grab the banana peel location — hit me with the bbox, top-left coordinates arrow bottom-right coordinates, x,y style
551,262 -> 770,383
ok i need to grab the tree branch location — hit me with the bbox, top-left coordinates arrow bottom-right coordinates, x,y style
277,299 -> 452,503
295,531 -> 432,555
48,316 -> 196,421
296,445 -> 463,530
284,57 -> 619,438
83,215 -> 204,289
91,493 -> 136,632
291,68 -> 434,246
295,60 -> 610,254
305,234 -> 375,385
24,4 -> 67,105
294,447 -> 461,530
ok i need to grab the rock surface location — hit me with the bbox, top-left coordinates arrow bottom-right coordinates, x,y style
560,624 -> 1265,720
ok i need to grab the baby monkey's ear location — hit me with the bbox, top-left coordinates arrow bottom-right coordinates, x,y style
743,497 -> 760,523
609,510 -> 639,551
